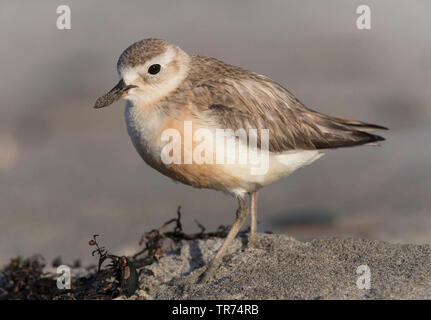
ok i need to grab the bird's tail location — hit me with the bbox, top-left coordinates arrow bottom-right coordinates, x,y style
306,108 -> 388,149
325,115 -> 388,132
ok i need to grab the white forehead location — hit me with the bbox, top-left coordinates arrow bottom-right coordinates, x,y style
120,46 -> 177,83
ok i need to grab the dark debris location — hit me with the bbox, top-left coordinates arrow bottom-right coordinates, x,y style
0,255 -> 63,300
0,206 -> 234,300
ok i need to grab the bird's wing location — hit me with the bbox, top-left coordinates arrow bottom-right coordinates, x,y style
191,73 -> 386,153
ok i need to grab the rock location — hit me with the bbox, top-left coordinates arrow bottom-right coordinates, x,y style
134,234 -> 431,299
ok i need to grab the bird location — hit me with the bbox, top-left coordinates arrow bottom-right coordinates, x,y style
94,38 -> 387,282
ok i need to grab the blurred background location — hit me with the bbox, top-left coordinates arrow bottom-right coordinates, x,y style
1,1 -> 430,266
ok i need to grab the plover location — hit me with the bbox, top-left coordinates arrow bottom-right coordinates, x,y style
94,38 -> 387,282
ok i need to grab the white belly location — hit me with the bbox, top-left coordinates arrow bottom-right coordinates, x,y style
219,149 -> 324,195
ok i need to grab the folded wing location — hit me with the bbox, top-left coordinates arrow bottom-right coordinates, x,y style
191,69 -> 386,153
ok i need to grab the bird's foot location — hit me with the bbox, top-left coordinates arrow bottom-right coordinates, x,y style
248,233 -> 259,249
197,265 -> 216,284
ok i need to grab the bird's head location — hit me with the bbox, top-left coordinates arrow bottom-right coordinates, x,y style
94,38 -> 190,109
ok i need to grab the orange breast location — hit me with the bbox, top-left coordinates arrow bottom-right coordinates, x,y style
142,114 -> 245,193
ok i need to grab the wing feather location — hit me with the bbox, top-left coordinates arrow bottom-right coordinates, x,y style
188,56 -> 386,153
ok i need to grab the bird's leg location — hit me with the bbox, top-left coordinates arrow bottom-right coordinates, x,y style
248,191 -> 259,248
199,196 -> 250,283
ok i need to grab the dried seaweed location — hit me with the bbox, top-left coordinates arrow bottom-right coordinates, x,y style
0,206 -> 233,300
0,255 -> 62,300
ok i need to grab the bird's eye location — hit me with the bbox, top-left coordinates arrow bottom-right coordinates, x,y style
148,64 -> 161,75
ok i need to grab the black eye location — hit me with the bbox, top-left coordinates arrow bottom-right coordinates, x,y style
148,64 -> 161,75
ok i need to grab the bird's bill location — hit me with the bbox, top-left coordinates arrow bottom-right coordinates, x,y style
94,79 -> 137,109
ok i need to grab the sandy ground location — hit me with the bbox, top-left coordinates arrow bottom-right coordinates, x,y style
114,233 -> 431,300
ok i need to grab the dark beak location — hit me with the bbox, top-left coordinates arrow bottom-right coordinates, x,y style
94,79 -> 137,109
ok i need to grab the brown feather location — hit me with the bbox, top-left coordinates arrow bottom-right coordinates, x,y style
185,55 -> 387,153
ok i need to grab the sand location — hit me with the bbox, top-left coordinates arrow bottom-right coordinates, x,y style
122,233 -> 431,300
